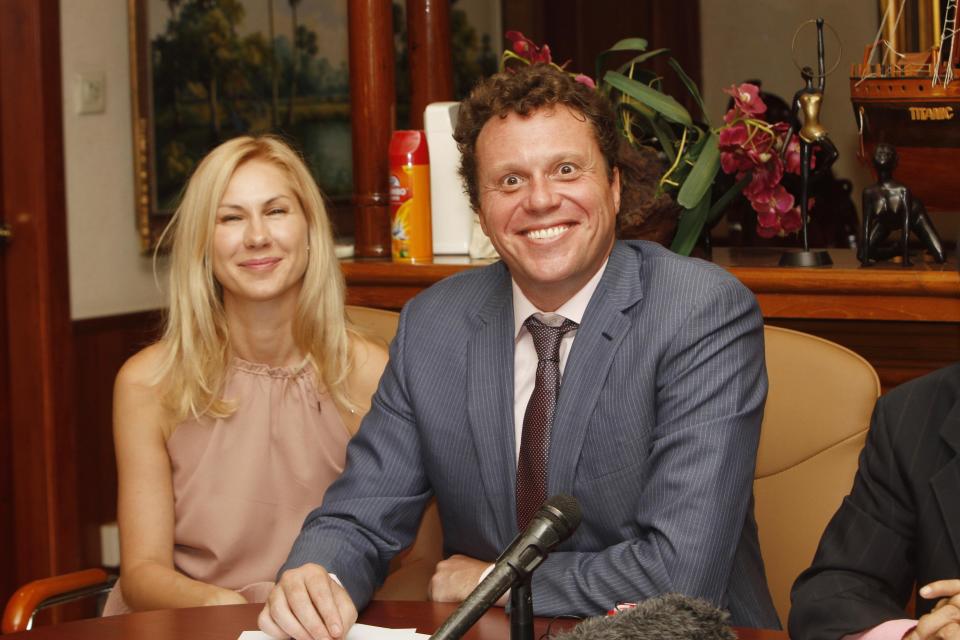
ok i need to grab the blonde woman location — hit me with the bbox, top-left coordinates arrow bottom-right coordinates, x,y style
104,136 -> 387,613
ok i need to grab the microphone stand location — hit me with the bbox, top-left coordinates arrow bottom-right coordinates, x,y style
509,578 -> 534,640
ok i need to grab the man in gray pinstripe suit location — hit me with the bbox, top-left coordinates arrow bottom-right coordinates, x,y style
259,64 -> 779,640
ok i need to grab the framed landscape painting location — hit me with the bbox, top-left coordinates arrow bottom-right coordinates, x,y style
129,0 -> 354,250
129,0 -> 500,251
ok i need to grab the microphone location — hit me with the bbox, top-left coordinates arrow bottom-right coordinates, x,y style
429,495 -> 582,640
552,593 -> 737,640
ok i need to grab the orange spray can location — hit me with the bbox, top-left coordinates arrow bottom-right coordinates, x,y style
389,130 -> 433,262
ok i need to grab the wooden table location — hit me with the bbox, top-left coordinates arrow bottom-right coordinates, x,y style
341,248 -> 960,390
6,600 -> 788,638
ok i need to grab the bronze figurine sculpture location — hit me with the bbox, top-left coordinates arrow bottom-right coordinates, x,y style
860,143 -> 945,266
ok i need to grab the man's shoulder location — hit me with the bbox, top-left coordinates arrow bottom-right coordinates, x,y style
402,260 -> 509,322
624,240 -> 742,281
874,361 -> 960,449
881,362 -> 960,411
619,240 -> 753,300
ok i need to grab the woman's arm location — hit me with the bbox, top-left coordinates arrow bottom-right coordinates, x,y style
338,335 -> 389,434
113,343 -> 246,610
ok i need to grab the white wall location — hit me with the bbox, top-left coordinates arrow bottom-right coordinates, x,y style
701,0 -> 878,214
60,0 -> 164,320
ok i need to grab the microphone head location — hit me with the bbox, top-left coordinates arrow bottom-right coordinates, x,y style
540,494 -> 582,538
552,593 -> 737,640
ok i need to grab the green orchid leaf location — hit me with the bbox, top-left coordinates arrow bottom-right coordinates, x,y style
670,193 -> 710,256
499,49 -> 527,72
667,57 -> 708,123
616,48 -> 669,75
677,132 -> 719,208
646,118 -> 679,163
617,94 -> 656,122
605,37 -> 650,52
596,37 -> 648,84
603,71 -> 692,127
617,102 -> 678,163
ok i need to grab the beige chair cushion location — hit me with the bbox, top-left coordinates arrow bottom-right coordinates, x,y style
346,305 -> 401,347
754,325 -> 880,624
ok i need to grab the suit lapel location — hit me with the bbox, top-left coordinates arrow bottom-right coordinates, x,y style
549,242 -> 645,495
466,263 -> 518,544
932,403 -> 960,566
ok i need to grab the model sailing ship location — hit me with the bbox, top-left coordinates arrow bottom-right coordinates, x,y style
850,0 -> 960,211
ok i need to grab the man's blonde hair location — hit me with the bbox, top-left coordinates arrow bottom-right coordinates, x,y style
153,135 -> 354,419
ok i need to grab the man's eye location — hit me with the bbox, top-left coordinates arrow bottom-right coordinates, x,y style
501,175 -> 522,188
557,163 -> 578,176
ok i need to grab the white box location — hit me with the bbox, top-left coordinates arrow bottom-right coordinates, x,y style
424,102 -> 474,255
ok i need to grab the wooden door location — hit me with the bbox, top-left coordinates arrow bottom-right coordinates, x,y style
0,0 -> 81,607
0,39 -> 14,604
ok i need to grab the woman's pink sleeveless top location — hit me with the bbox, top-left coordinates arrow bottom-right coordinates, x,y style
103,358 -> 350,614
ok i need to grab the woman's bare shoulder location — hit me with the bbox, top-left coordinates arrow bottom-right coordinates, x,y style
116,342 -> 166,389
113,342 -> 178,439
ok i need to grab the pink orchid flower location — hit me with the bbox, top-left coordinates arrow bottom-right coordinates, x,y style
719,121 -> 749,147
780,205 -> 804,234
750,184 -> 794,216
573,73 -> 596,89
723,83 -> 767,117
505,31 -> 552,64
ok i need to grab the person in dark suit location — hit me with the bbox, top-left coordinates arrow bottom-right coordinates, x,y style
790,362 -> 960,640
258,63 -> 779,640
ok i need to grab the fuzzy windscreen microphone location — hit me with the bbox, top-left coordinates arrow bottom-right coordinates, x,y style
552,593 -> 737,640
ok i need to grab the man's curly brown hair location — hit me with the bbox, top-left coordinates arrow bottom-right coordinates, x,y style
453,63 -> 620,211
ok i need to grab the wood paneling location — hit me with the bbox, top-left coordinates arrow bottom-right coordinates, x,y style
503,0 -> 702,116
0,0 -> 79,607
0,17 -> 12,605
72,312 -> 163,567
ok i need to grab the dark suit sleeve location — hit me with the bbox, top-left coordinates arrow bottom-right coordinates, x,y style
531,278 -> 768,620
789,396 -> 918,640
279,307 -> 433,609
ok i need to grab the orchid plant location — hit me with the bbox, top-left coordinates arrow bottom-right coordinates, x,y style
718,83 -> 809,238
500,34 -> 806,253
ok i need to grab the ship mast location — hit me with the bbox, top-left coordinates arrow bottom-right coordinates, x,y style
933,0 -> 958,85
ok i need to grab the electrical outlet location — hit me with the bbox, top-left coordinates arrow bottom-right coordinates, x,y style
75,72 -> 106,115
100,521 -> 120,568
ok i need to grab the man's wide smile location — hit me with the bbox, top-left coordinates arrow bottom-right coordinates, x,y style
524,224 -> 571,241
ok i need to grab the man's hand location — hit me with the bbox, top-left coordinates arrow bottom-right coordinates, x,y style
258,563 -> 358,640
906,579 -> 960,640
427,554 -> 492,603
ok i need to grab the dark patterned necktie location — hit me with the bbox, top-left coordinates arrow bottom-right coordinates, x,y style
516,315 -> 579,530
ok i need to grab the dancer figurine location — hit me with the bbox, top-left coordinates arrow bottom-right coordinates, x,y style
779,18 -> 838,266
860,143 -> 945,266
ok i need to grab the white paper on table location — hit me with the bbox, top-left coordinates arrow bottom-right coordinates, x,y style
238,624 -> 431,639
